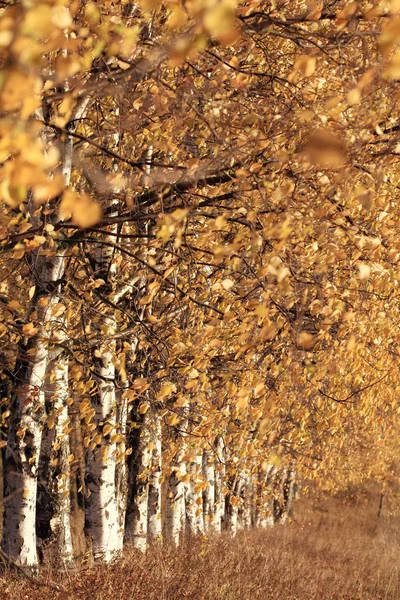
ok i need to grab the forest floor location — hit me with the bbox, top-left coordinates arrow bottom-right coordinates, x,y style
1,493 -> 399,600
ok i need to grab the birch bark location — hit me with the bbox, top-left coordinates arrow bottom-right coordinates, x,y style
202,450 -> 215,532
1,249 -> 68,567
165,440 -> 186,545
39,351 -> 74,564
85,324 -> 121,561
185,452 -> 204,537
148,415 -> 162,541
213,438 -> 225,533
0,101 -> 85,565
125,412 -> 152,551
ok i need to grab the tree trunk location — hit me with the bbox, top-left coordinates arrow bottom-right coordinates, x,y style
2,249 -> 67,568
165,443 -> 186,545
125,413 -> 151,551
37,353 -> 73,564
185,452 -> 204,537
148,415 -> 162,542
115,379 -> 128,552
85,330 -> 121,561
202,450 -> 215,532
213,438 -> 225,533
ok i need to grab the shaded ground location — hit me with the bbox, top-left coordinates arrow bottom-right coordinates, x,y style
1,494 -> 399,600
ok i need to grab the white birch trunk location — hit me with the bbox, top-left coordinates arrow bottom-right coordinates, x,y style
47,354 -> 74,563
130,422 -> 151,552
165,445 -> 186,545
86,329 -> 120,562
185,452 -> 204,537
2,251 -> 67,568
85,176 -> 122,560
259,465 -> 277,528
202,450 -> 215,532
226,474 -> 243,536
148,415 -> 162,541
213,438 -> 225,534
240,472 -> 252,530
166,470 -> 185,545
115,379 -> 128,552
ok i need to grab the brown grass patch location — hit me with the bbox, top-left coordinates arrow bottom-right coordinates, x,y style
1,494 -> 399,600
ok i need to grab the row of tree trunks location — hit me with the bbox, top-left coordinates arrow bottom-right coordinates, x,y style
1,101 -> 89,567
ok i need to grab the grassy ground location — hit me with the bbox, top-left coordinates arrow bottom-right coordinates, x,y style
1,494 -> 399,600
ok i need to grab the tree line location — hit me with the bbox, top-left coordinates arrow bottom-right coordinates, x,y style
0,0 -> 399,569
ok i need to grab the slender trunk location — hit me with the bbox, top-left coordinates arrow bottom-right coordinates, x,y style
240,472 -> 252,530
185,452 -> 204,537
226,474 -> 243,536
69,396 -> 86,560
259,465 -> 277,528
125,413 -> 151,551
85,188 -> 122,561
86,330 -> 120,561
2,249 -> 67,567
148,415 -> 162,541
165,443 -> 186,545
213,438 -> 225,533
115,380 -> 128,551
37,354 -> 73,564
202,450 -> 215,532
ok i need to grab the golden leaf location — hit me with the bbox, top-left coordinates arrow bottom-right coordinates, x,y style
22,322 -> 38,336
297,332 -> 315,349
59,190 -> 102,228
157,383 -> 173,400
103,423 -> 113,436
221,278 -> 234,291
358,263 -> 371,280
139,402 -> 149,415
236,396 -> 248,411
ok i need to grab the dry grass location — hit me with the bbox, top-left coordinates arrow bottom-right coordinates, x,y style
1,493 -> 400,600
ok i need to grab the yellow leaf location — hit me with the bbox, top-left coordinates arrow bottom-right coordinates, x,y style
139,402 -> 149,415
203,3 -> 237,43
236,396 -> 248,411
269,455 -> 282,467
336,2 -> 358,30
166,413 -> 180,426
347,88 -> 361,106
132,377 -> 149,391
8,300 -> 22,311
38,297 -> 49,308
103,423 -> 113,436
59,190 -> 102,228
306,1 -> 323,20
297,332 -> 315,349
358,263 -> 371,280
221,278 -> 234,291
346,335 -> 356,351
291,55 -> 316,79
51,303 -> 66,317
254,382 -> 265,398
157,383 -> 173,400
22,322 -> 39,336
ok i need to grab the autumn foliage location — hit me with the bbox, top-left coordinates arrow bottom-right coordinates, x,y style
0,0 -> 400,576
